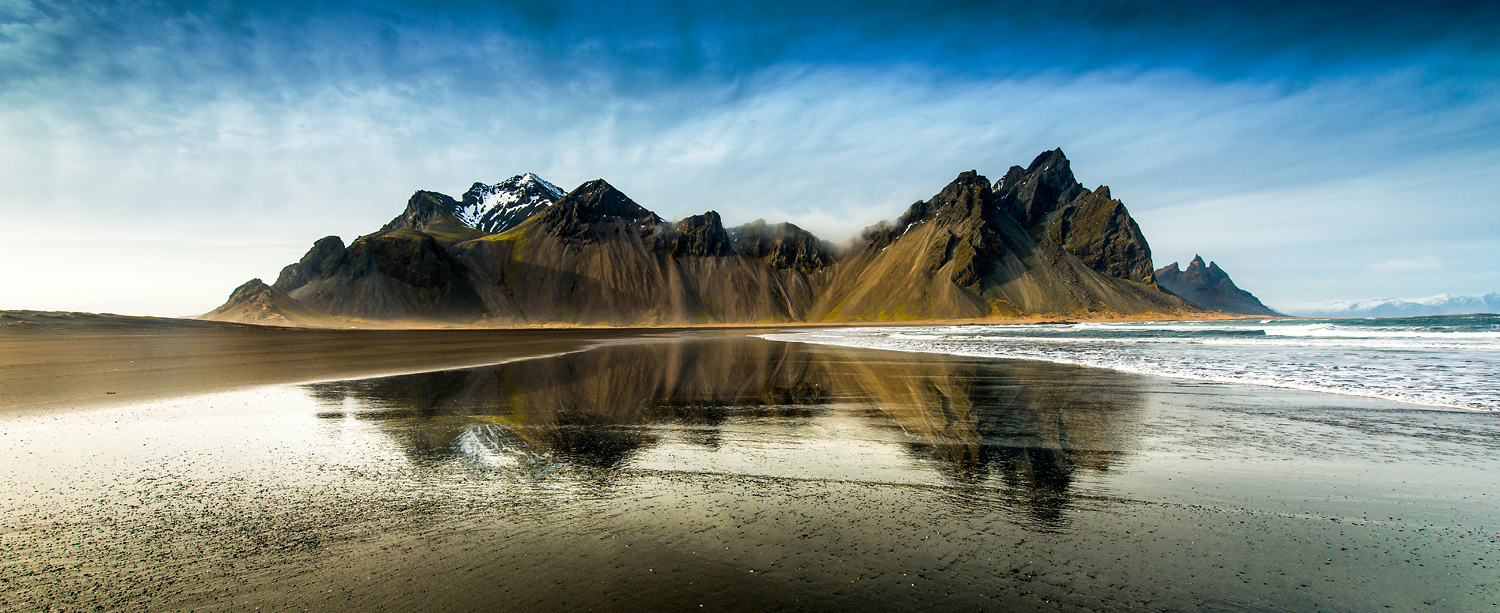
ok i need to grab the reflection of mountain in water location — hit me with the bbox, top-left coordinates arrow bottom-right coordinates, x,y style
827,354 -> 1140,527
304,337 -> 1143,524
307,338 -> 827,469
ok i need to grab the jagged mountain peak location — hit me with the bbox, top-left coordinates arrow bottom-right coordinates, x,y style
983,149 -> 1158,286
878,170 -> 995,242
458,173 -> 565,234
381,191 -> 462,234
729,219 -> 836,271
226,278 -> 272,303
561,179 -> 660,221
645,210 -> 735,258
274,235 -> 346,293
1156,257 -> 1278,316
923,170 -> 995,224
1183,255 -> 1232,285
995,148 -> 1085,228
1026,148 -> 1071,173
532,179 -> 664,241
936,170 -> 991,200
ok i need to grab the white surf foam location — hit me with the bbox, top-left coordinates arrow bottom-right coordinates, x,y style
761,320 -> 1500,411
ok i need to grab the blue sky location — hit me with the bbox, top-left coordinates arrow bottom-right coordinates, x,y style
2,0 -> 1497,315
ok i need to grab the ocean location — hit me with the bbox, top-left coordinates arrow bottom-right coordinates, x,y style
762,314 -> 1500,411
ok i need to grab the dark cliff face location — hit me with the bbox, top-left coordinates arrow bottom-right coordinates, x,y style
993,149 -> 1155,286
344,231 -> 473,293
645,211 -> 735,258
1047,186 -> 1157,285
1155,256 -> 1279,316
274,236 -> 346,293
381,191 -> 462,234
918,170 -> 1009,289
994,149 -> 1086,229
861,170 -> 998,252
269,230 -> 487,323
534,179 -> 664,242
729,220 -> 835,272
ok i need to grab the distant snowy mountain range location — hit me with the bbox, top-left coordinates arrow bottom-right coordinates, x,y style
1291,293 -> 1500,318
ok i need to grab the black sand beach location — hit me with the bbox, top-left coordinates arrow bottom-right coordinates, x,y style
1,329 -> 1496,611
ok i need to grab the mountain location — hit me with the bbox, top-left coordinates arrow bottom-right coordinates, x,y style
270,232 -> 489,323
376,173 -> 564,243
728,220 -> 835,272
993,149 -> 1157,285
457,173 -> 566,234
379,191 -> 489,245
1291,293 -> 1500,318
810,167 -> 1182,320
202,279 -> 333,327
1155,256 -> 1280,316
450,179 -> 824,324
205,151 -> 1229,326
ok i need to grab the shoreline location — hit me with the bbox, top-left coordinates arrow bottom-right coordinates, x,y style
2,307 -> 1288,333
0,310 -> 1438,417
762,334 -> 1491,414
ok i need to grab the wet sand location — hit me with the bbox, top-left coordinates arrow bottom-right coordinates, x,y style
0,308 -> 1271,414
0,312 -> 675,413
1,331 -> 1497,611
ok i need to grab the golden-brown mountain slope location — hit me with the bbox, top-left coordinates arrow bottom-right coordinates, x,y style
812,170 -> 1188,320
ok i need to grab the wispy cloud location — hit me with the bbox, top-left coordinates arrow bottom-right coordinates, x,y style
1,0 -> 1497,314
1367,255 -> 1444,275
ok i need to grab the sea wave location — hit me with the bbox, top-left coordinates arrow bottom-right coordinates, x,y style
762,316 -> 1500,411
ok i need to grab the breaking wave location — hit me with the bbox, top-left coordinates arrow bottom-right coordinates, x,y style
761,315 -> 1500,411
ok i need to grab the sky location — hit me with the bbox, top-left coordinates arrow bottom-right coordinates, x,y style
2,0 -> 1497,315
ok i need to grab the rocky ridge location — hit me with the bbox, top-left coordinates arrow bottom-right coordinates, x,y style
1155,256 -> 1279,316
202,279 -> 332,327
205,152 -> 1255,326
728,220 -> 835,272
993,149 -> 1156,285
812,167 -> 1180,320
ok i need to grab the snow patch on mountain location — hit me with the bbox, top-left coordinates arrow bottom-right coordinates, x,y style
457,173 -> 566,234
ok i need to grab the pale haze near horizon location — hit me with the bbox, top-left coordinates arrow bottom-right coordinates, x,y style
2,1 -> 1496,316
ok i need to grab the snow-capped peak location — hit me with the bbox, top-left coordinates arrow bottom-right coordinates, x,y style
457,173 -> 566,234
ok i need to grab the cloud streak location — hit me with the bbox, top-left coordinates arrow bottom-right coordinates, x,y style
1,0 -> 1497,314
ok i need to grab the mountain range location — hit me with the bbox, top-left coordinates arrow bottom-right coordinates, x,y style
204,150 -> 1273,327
1290,293 -> 1500,318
